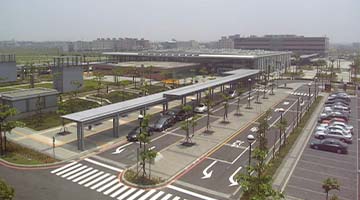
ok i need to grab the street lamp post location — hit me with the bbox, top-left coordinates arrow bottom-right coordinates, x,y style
277,108 -> 285,147
247,78 -> 252,109
247,134 -> 255,167
314,77 -> 318,99
138,114 -> 144,147
308,83 -> 312,111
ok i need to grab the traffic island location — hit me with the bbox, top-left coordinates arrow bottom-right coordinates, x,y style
122,169 -> 165,189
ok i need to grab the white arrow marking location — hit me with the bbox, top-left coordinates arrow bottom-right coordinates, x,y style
148,146 -> 156,151
202,160 -> 217,179
111,142 -> 133,155
111,147 -> 125,155
250,127 -> 258,132
229,166 -> 243,186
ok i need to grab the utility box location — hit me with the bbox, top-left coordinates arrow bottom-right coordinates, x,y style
52,57 -> 84,93
0,54 -> 17,82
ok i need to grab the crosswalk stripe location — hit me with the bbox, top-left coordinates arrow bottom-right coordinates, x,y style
90,175 -> 116,190
67,167 -> 93,180
127,189 -> 145,200
104,183 -> 122,195
84,158 -> 123,172
84,173 -> 110,187
56,164 -> 82,176
138,190 -> 156,200
117,188 -> 137,200
97,179 -> 119,192
51,162 -> 77,174
72,169 -> 97,182
150,191 -> 165,200
161,194 -> 173,200
110,185 -> 129,198
78,171 -> 104,185
61,165 -> 87,178
172,197 -> 180,200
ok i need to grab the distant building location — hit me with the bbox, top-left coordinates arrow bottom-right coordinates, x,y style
52,57 -> 84,93
0,88 -> 59,119
217,36 -> 234,49
233,35 -> 329,56
0,54 -> 17,82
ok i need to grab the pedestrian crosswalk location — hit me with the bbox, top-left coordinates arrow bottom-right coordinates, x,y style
290,91 -> 314,97
254,88 -> 270,93
50,161 -> 191,200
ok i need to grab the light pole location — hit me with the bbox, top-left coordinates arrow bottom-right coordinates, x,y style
247,78 -> 252,109
308,82 -> 311,101
247,134 -> 255,167
138,114 -> 144,147
277,108 -> 285,147
314,77 -> 318,99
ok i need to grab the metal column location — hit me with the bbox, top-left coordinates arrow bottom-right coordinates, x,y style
77,122 -> 84,151
113,115 -> 119,138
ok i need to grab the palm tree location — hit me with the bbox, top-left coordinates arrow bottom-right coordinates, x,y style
322,178 -> 340,200
203,88 -> 213,132
221,93 -> 230,122
0,104 -> 23,155
275,119 -> 287,155
181,105 -> 193,145
0,178 -> 14,200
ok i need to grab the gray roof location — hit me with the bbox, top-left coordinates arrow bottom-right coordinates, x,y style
62,69 -> 259,123
0,88 -> 59,101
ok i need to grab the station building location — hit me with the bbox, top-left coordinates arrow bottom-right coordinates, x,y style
0,54 -> 17,82
0,88 -> 59,119
52,56 -> 84,93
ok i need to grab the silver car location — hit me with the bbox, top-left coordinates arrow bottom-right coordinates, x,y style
314,129 -> 352,143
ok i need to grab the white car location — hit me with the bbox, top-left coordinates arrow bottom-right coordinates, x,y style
314,129 -> 352,143
194,103 -> 208,113
328,125 -> 351,135
329,121 -> 353,134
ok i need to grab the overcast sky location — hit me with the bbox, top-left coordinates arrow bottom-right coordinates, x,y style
1,0 -> 359,43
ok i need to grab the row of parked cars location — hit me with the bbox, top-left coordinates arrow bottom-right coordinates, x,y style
310,92 -> 353,154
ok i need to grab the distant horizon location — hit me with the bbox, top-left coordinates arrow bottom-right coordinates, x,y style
1,0 -> 359,44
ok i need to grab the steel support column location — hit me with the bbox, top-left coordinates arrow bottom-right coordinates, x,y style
77,122 -> 84,151
113,115 -> 119,138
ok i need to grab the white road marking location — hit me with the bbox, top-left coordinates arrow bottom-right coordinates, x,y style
84,173 -> 110,187
230,140 -> 245,148
138,189 -> 156,200
110,185 -> 129,198
90,175 -> 116,190
61,165 -> 87,178
202,160 -> 217,179
167,185 -> 217,200
229,166 -> 242,186
85,158 -> 123,172
126,189 -> 145,200
111,142 -> 133,155
56,163 -> 82,176
103,183 -> 122,195
51,162 -> 77,174
150,191 -> 165,200
172,197 -> 181,200
72,169 -> 98,183
250,127 -> 258,132
78,171 -> 104,185
97,179 -> 119,192
67,167 -> 93,180
161,194 -> 173,200
117,187 -> 137,200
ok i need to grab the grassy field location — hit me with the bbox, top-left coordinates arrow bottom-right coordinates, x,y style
95,91 -> 138,103
1,141 -> 57,165
20,98 -> 99,131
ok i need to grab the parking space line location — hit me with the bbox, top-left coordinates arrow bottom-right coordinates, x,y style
299,159 -> 355,173
301,153 -> 355,165
295,166 -> 355,181
287,184 -> 353,200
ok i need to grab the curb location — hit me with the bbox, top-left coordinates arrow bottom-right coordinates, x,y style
120,169 -> 168,190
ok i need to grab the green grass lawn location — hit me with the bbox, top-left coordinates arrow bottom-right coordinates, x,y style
95,91 -> 138,103
1,141 -> 57,165
20,98 -> 99,131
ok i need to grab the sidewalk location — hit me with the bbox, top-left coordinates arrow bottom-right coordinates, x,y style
148,87 -> 293,181
272,92 -> 328,193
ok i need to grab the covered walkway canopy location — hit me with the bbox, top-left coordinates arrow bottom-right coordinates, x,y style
62,69 -> 259,150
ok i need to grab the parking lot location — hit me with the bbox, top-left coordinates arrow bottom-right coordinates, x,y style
284,95 -> 358,200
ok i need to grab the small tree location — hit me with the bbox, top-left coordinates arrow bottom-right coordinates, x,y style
203,88 -> 213,132
236,148 -> 284,200
70,80 -> 82,97
181,105 -> 193,145
0,178 -> 14,200
93,72 -> 105,96
274,119 -> 287,157
221,93 -> 230,122
0,104 -> 23,155
322,178 -> 340,200
190,115 -> 200,136
256,109 -> 271,151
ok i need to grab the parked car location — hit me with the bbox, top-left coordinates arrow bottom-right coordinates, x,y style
325,99 -> 350,106
194,103 -> 208,113
126,127 -> 153,142
329,93 -> 350,102
314,129 -> 352,143
164,108 -> 192,121
318,112 -> 348,123
228,90 -> 236,98
310,138 -> 348,154
328,125 -> 351,135
149,115 -> 175,132
332,104 -> 351,113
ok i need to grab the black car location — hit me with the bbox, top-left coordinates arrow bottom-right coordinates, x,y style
329,93 -> 350,102
149,115 -> 174,131
325,99 -> 350,106
164,108 -> 192,122
310,138 -> 348,154
126,127 -> 152,142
